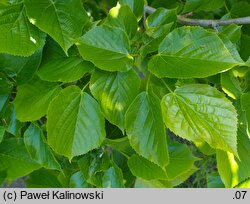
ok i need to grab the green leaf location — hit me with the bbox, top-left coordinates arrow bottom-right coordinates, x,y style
241,93 -> 250,136
0,94 -> 8,113
134,166 -> 197,188
24,0 -> 88,53
47,86 -> 106,159
235,178 -> 250,188
24,123 -> 61,170
13,78 -> 61,122
146,8 -> 176,29
0,170 -> 7,185
207,172 -> 225,188
217,129 -> 250,187
105,5 -> 138,39
2,104 -> 23,136
128,155 -> 167,180
184,0 -> 225,12
103,137 -> 134,157
0,73 -> 12,95
103,162 -> 125,188
69,171 -> 89,188
0,49 -> 42,84
0,138 -> 40,179
78,151 -> 110,187
135,178 -> 171,188
125,92 -> 169,167
77,25 -> 133,72
161,84 -> 238,155
148,26 -> 243,78
219,24 -> 242,44
0,126 -> 4,144
221,71 -> 241,100
90,69 -> 140,132
166,141 -> 198,179
0,2 -> 46,56
16,49 -> 43,85
119,0 -> 144,20
26,169 -> 63,188
37,38 -> 93,82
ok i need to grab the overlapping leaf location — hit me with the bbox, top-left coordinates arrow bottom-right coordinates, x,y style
90,69 -> 140,132
13,78 -> 61,122
0,138 -> 40,179
217,129 -> 250,187
149,26 -> 243,78
0,3 -> 46,56
24,0 -> 88,53
161,84 -> 238,155
47,86 -> 106,159
24,123 -> 61,170
38,38 -> 93,82
77,26 -> 134,72
105,5 -> 137,38
125,92 -> 169,167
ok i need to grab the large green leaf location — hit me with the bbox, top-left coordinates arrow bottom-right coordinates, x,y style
119,0 -> 144,20
13,78 -> 61,122
0,138 -> 40,179
125,92 -> 169,167
24,0 -> 88,53
24,123 -> 61,170
161,84 -> 238,155
104,5 -> 137,39
128,155 -> 168,180
217,129 -> 250,187
184,0 -> 225,12
38,38 -> 94,82
0,2 -> 46,56
77,25 -> 134,72
148,26 -> 243,78
90,69 -> 140,132
47,86 -> 106,159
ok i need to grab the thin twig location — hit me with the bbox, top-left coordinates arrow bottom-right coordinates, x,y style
144,5 -> 250,27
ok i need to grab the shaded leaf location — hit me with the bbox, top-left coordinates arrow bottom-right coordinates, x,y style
38,38 -> 93,82
103,162 -> 124,188
0,138 -> 40,179
24,123 -> 61,170
184,0 -> 225,12
26,169 -> 63,188
13,78 -> 61,122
